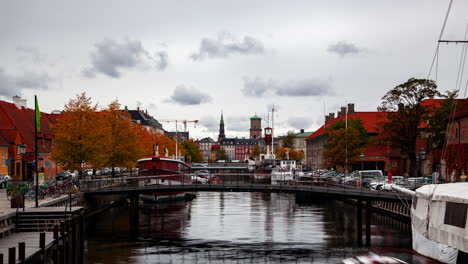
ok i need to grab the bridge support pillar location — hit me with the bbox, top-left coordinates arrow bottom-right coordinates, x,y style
365,199 -> 371,246
129,193 -> 139,240
357,199 -> 362,246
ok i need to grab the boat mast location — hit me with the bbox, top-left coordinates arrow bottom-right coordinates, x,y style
271,104 -> 274,159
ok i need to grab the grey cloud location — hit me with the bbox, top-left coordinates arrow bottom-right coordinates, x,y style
200,115 -> 219,132
242,77 -> 273,97
242,77 -> 331,97
275,79 -> 330,96
15,72 -> 50,89
83,38 -> 168,78
226,116 -> 250,132
191,33 -> 264,61
0,68 -> 51,97
16,46 -> 46,64
327,41 -> 363,57
287,117 -> 312,130
167,85 -> 212,105
136,100 -> 157,111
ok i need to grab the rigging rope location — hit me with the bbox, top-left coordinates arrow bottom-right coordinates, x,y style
427,0 -> 454,79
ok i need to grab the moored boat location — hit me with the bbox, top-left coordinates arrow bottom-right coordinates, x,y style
410,183 -> 468,263
137,156 -> 194,202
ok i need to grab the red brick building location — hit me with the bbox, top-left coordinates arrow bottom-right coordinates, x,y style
0,97 -> 61,180
305,104 -> 401,174
442,98 -> 468,180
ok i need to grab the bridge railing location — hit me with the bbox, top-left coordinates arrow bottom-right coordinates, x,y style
78,172 -> 409,199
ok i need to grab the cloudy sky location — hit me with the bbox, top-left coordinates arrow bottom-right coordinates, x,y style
1,0 -> 467,140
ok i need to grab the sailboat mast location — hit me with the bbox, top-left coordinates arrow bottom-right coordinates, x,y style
345,104 -> 348,174
271,105 -> 274,157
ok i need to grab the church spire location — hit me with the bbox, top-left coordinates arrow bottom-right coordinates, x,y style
218,111 -> 226,142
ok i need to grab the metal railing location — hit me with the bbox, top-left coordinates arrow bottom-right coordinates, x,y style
78,173 -> 411,201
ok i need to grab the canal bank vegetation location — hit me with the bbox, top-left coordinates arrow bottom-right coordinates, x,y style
51,93 -> 199,171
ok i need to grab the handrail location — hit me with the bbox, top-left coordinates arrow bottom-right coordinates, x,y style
77,174 -> 413,201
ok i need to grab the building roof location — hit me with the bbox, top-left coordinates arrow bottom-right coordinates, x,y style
0,100 -> 55,153
306,112 -> 389,140
199,137 -> 215,143
0,134 -> 9,147
454,98 -> 468,119
125,109 -> 164,131
295,132 -> 313,138
166,131 -> 189,141
250,115 -> 261,119
220,138 -> 259,145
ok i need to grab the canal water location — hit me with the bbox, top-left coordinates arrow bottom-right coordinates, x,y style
84,192 -> 434,263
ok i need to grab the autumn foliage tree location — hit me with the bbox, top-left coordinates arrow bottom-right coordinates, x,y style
101,101 -> 142,172
136,126 -> 180,157
276,147 -> 304,162
323,119 -> 369,171
51,93 -> 108,170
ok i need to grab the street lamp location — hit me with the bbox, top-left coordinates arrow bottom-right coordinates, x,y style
419,147 -> 426,177
360,153 -> 364,188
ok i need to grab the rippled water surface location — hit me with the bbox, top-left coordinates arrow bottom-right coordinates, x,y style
85,192 -> 435,263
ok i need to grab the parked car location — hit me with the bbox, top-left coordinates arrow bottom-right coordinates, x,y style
56,171 -> 72,181
100,168 -> 111,175
192,174 -> 209,184
0,175 -> 11,188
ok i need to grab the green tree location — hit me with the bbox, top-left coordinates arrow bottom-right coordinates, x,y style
215,148 -> 228,161
378,78 -> 441,177
323,119 -> 369,170
182,140 -> 203,163
425,90 -> 459,149
251,145 -> 261,159
281,131 -> 296,149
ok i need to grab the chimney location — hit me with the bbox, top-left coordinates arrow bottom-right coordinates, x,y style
329,113 -> 335,120
300,129 -> 304,133
341,107 -> 347,116
325,115 -> 329,123
398,103 -> 404,112
337,110 -> 342,117
347,103 -> 355,114
13,96 -> 27,109
124,105 -> 128,110
137,106 -> 140,111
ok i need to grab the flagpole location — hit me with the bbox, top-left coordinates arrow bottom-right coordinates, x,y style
34,95 -> 39,208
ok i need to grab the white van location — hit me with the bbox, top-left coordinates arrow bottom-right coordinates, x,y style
356,170 -> 383,185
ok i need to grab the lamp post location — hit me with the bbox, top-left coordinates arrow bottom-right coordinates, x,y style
360,153 -> 364,188
419,147 -> 426,177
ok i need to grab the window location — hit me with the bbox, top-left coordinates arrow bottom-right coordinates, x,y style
444,202 -> 467,228
1,152 -> 5,166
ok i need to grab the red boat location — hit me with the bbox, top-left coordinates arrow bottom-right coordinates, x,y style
137,156 -> 194,202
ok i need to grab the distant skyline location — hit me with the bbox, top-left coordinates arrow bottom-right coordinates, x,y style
1,0 -> 467,140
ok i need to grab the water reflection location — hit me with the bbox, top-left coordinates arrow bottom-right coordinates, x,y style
85,192 -> 432,264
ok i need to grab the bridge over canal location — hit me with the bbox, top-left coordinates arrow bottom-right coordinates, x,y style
80,174 -> 413,246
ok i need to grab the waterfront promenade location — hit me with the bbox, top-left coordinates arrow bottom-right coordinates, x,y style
0,189 -> 80,264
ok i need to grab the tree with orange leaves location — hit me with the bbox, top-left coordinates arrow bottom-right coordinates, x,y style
135,126 -> 181,158
100,101 -> 142,171
51,93 -> 107,170
276,147 -> 304,163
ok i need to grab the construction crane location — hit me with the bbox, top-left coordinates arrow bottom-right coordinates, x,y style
160,120 -> 199,159
159,120 -> 199,132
